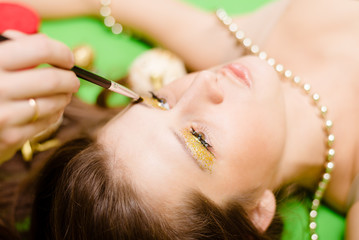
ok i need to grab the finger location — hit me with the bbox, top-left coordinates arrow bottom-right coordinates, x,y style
0,67 -> 80,99
0,33 -> 74,70
2,30 -> 27,39
0,110 -> 63,155
0,94 -> 72,127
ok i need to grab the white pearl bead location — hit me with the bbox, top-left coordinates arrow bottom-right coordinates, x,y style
328,148 -> 335,156
101,0 -> 111,5
312,93 -> 320,101
311,233 -> 319,240
303,83 -> 311,92
320,106 -> 328,115
315,189 -> 323,198
216,9 -> 226,20
100,6 -> 111,17
284,70 -> 292,78
310,222 -> 317,230
312,199 -> 320,207
250,45 -> 259,54
258,51 -> 267,60
267,58 -> 275,66
275,64 -> 284,73
243,38 -> 252,47
327,162 -> 334,170
235,31 -> 245,40
293,76 -> 301,84
112,23 -> 123,34
223,16 -> 232,25
104,16 -> 115,27
229,23 -> 238,32
326,120 -> 333,129
310,210 -> 318,218
327,134 -> 335,146
323,173 -> 331,181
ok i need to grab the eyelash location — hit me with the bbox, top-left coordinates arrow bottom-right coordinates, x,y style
191,127 -> 212,151
150,92 -> 170,110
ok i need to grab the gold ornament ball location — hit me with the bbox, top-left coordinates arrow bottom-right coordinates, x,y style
73,45 -> 95,70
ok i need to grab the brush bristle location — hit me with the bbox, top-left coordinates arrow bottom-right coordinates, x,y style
133,97 -> 143,104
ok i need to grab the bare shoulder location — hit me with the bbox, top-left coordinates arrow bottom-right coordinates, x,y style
346,201 -> 359,239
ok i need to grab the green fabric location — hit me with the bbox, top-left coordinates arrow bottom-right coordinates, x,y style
39,0 -> 345,239
280,198 -> 345,239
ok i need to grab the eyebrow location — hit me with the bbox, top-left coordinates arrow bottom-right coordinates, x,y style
173,129 -> 204,171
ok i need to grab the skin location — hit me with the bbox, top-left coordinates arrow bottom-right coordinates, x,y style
346,202 -> 359,239
98,56 -> 285,219
0,31 -> 79,164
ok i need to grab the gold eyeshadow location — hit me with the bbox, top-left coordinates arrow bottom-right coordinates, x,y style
142,97 -> 168,110
181,129 -> 214,172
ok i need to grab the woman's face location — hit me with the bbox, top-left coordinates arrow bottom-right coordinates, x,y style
99,56 -> 286,208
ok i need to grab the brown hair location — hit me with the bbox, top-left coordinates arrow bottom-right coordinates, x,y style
30,136 -> 283,240
0,97 -> 118,240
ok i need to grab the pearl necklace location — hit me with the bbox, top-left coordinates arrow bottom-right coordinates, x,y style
99,0 -> 123,34
216,9 -> 335,240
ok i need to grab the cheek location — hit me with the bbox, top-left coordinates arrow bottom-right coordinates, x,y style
221,104 -> 286,184
248,86 -> 287,157
242,106 -> 286,160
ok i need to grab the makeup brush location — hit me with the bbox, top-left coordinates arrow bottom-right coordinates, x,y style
71,65 -> 142,101
0,34 -> 143,102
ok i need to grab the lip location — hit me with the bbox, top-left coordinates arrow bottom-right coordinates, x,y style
223,63 -> 252,87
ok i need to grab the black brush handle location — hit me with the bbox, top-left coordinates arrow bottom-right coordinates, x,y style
71,66 -> 111,89
0,34 -> 9,42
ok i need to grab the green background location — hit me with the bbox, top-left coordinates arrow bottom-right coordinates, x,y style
40,0 -> 345,239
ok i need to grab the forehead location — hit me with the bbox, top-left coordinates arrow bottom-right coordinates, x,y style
98,104 -> 199,203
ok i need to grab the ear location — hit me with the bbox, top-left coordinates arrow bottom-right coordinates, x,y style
249,189 -> 276,232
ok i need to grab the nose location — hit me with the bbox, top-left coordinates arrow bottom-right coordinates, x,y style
177,70 -> 224,108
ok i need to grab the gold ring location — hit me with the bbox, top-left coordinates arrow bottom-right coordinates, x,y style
28,98 -> 39,122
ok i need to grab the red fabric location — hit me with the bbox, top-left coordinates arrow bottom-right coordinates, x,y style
0,2 -> 40,34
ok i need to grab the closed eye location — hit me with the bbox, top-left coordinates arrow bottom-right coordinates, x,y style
191,128 -> 212,151
150,92 -> 170,110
